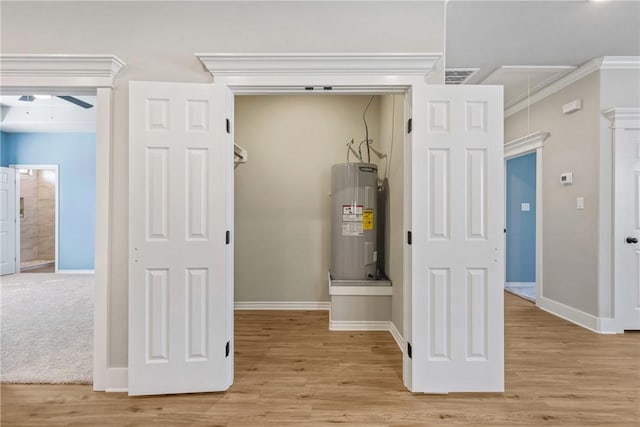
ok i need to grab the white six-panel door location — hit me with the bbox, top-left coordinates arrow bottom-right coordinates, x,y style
409,85 -> 504,392
615,126 -> 640,330
0,167 -> 16,276
128,82 -> 232,395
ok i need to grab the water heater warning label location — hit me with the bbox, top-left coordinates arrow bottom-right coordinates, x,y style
342,205 -> 363,236
363,209 -> 374,230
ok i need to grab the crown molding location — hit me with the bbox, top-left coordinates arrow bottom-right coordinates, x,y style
504,131 -> 550,159
195,53 -> 442,78
600,56 -> 640,70
505,56 -> 640,118
603,108 -> 640,129
0,54 -> 125,88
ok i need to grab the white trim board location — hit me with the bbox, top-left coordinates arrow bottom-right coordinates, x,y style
504,131 -> 550,159
604,108 -> 640,128
389,322 -> 404,354
105,367 -> 128,393
57,269 -> 95,274
538,296 -> 616,335
196,53 -> 442,78
0,54 -> 124,89
329,320 -> 390,331
329,285 -> 392,296
234,301 -> 330,310
505,56 -> 640,118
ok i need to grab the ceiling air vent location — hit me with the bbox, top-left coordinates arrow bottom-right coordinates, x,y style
445,68 -> 479,85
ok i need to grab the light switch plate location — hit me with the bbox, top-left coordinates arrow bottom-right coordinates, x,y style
521,203 -> 530,212
576,197 -> 584,210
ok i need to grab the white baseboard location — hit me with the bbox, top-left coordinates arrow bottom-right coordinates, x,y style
58,269 -> 95,274
105,367 -> 127,393
597,317 -> 619,334
538,296 -> 616,334
505,282 -> 535,288
389,321 -> 404,353
234,301 -> 330,310
329,320 -> 390,331
329,285 -> 392,296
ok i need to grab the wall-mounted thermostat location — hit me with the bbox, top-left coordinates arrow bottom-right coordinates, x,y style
561,172 -> 573,185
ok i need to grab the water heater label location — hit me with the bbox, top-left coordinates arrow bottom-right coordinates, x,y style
342,222 -> 363,236
342,205 -> 363,221
363,209 -> 374,230
342,205 -> 363,236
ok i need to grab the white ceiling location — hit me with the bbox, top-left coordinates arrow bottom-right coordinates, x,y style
0,95 -> 96,133
446,0 -> 640,86
481,66 -> 577,108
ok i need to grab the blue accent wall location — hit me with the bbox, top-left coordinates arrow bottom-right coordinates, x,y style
0,132 -> 96,270
506,152 -> 536,282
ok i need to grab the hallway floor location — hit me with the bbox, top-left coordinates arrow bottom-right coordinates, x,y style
505,282 -> 536,302
2,293 -> 639,425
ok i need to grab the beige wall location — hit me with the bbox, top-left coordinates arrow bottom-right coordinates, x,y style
379,95 -> 405,332
505,72 -> 601,316
235,95 -> 381,302
1,1 -> 445,367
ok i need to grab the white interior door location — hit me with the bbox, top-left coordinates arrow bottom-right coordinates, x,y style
408,85 -> 504,392
0,167 -> 16,276
129,81 -> 233,395
615,127 -> 640,330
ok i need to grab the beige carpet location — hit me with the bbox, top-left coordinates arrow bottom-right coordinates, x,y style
0,273 -> 93,384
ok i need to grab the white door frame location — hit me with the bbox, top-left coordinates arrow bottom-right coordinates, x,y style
0,54 -> 124,390
196,52 -> 492,392
10,164 -> 59,272
604,108 -> 640,332
504,131 -> 549,304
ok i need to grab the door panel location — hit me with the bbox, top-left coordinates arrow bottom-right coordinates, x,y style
129,81 -> 232,396
410,85 -> 503,392
616,128 -> 640,330
0,167 -> 16,276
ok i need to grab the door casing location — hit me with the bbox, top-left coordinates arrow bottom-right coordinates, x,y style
0,54 -> 123,391
504,131 -> 548,304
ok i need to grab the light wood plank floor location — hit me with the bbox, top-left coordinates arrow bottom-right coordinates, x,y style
2,293 -> 639,426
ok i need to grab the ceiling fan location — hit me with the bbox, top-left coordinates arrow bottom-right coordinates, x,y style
18,95 -> 94,109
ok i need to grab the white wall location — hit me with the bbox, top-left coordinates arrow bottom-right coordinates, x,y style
234,95 -> 381,302
379,95 -> 405,332
1,1 -> 445,368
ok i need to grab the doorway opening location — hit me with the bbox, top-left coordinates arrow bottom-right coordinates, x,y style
0,93 -> 97,384
14,165 -> 58,273
505,152 -> 537,302
233,93 -> 406,382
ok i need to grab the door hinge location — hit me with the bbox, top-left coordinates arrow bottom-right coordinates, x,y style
407,342 -> 412,359
226,118 -> 230,134
225,230 -> 231,245
407,118 -> 412,134
407,231 -> 412,245
225,341 -> 230,358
